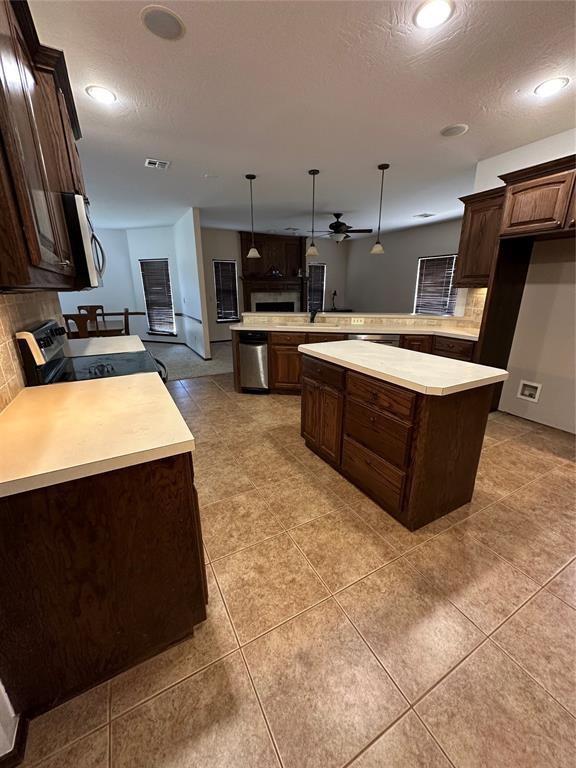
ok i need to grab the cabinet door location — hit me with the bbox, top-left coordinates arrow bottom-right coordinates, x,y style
269,345 -> 302,391
454,193 -> 503,287
399,335 -> 432,354
500,171 -> 575,236
301,377 -> 320,444
566,186 -> 576,230
318,386 -> 343,464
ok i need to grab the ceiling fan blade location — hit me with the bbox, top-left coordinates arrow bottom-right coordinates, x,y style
347,228 -> 373,234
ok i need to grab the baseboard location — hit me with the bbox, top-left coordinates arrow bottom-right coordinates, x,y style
0,717 -> 28,768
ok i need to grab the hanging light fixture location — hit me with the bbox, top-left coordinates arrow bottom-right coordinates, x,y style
370,163 -> 390,255
306,169 -> 320,258
245,173 -> 261,258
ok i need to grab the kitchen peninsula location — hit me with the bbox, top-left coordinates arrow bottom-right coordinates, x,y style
299,340 -> 507,530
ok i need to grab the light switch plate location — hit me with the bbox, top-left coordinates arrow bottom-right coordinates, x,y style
351,317 -> 365,325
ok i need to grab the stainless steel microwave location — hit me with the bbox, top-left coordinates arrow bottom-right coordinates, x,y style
62,193 -> 106,288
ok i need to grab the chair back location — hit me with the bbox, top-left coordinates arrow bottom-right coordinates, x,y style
77,305 -> 105,326
63,313 -> 91,339
122,307 -> 130,335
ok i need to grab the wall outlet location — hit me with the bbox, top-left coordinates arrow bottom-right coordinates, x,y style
517,380 -> 542,403
351,317 -> 365,325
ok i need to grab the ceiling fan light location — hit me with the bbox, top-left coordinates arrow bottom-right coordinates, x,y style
247,247 -> 261,259
330,233 -> 348,243
306,241 -> 319,258
370,241 -> 384,255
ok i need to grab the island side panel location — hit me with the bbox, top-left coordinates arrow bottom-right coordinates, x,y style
404,384 -> 494,529
0,452 -> 206,716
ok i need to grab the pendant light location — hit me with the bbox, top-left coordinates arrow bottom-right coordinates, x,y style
245,173 -> 261,258
306,169 -> 320,258
370,163 -> 390,255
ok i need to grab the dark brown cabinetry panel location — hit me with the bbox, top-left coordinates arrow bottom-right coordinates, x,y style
269,344 -> 302,391
432,335 -> 475,361
0,453 -> 206,715
269,331 -> 307,346
344,398 -> 412,469
318,386 -> 344,464
306,332 -> 348,344
301,376 -> 319,444
399,335 -> 433,354
454,187 -> 504,287
347,371 -> 415,422
500,171 -> 575,236
302,355 -> 345,391
342,436 -> 405,514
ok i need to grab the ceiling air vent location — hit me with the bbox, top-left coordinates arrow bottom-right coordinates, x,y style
144,158 -> 171,170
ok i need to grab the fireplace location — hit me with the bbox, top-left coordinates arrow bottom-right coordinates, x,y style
250,290 -> 301,312
255,301 -> 296,312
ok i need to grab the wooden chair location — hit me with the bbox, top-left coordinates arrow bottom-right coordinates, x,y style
77,305 -> 105,328
63,313 -> 91,339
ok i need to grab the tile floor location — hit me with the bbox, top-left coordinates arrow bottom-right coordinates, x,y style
20,374 -> 576,767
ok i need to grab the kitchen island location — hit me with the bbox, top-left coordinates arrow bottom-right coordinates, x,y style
299,340 -> 508,530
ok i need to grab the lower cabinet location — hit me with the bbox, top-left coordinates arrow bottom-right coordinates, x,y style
432,336 -> 475,361
269,344 -> 302,391
301,373 -> 344,464
399,335 -> 433,354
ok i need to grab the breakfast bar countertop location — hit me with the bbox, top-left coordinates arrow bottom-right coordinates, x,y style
299,340 -> 508,395
0,372 -> 194,498
230,322 -> 480,341
64,334 -> 146,356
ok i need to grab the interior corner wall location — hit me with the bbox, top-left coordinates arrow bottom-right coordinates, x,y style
344,219 -> 462,313
305,238 -> 348,311
201,228 -> 243,343
473,129 -> 576,192
499,240 -> 575,433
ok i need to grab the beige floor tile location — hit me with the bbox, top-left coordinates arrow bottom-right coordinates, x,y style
510,428 -> 576,463
111,652 -> 279,768
547,559 -> 576,608
416,641 -> 576,768
235,438 -> 303,486
194,465 -> 254,506
349,712 -> 451,768
459,502 -> 575,584
244,600 -> 407,768
546,464 -> 576,496
472,461 -> 529,500
339,559 -> 484,702
213,533 -> 328,643
484,420 -> 530,443
488,411 -> 537,431
406,529 -> 538,632
493,591 -> 576,714
190,441 -> 237,474
480,443 -> 559,483
501,481 -> 576,540
110,568 -> 237,717
258,473 -> 346,528
201,489 -> 282,560
21,684 -> 108,766
31,728 -> 109,768
290,507 -> 397,591
351,488 -> 496,555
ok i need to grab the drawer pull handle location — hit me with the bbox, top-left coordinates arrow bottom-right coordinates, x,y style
369,416 -> 376,424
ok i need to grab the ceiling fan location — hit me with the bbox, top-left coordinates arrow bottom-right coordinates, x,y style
313,213 -> 373,243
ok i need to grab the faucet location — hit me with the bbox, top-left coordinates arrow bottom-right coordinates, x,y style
310,309 -> 320,323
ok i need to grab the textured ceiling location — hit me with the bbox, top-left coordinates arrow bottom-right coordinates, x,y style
30,0 -> 575,232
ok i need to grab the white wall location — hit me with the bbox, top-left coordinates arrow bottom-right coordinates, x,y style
499,240 -> 575,433
201,228 -> 243,342
474,129 -> 576,192
174,210 -> 210,359
345,219 -> 462,313
305,238 -> 348,311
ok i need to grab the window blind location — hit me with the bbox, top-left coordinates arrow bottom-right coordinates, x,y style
139,259 -> 176,335
308,263 -> 326,312
413,255 -> 457,316
213,260 -> 239,321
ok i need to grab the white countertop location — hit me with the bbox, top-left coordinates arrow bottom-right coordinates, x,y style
299,340 -> 507,396
230,323 -> 479,341
0,373 -> 194,498
64,335 -> 145,356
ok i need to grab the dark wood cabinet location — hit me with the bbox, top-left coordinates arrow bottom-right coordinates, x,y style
567,185 -> 576,229
500,170 -> 575,236
454,188 -> 505,287
432,335 -> 475,361
269,344 -> 302,391
0,0 -> 86,290
399,335 -> 433,354
301,358 -> 344,464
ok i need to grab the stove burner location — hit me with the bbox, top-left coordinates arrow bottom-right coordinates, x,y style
88,362 -> 115,377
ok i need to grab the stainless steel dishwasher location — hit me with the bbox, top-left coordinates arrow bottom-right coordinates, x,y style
347,333 -> 400,346
239,331 -> 269,391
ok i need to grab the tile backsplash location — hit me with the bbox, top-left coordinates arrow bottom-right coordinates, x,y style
0,292 -> 63,411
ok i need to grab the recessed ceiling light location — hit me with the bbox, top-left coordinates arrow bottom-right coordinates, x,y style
440,123 -> 469,137
534,77 -> 570,97
141,5 -> 186,41
414,0 -> 454,29
85,85 -> 117,104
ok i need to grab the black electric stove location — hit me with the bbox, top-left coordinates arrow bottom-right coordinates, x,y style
16,320 -> 166,386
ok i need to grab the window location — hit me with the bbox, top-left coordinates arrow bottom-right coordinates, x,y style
413,255 -> 457,316
139,259 -> 176,335
213,260 -> 239,321
308,263 -> 326,312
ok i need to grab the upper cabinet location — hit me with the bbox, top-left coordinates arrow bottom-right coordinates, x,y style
499,158 -> 576,237
0,0 -> 87,291
454,187 -> 504,287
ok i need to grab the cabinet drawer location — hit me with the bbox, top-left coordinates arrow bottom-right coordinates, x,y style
345,399 -> 412,468
346,372 -> 415,422
306,332 -> 348,344
432,336 -> 475,361
400,335 -> 433,354
302,356 -> 345,391
342,437 -> 405,514
269,332 -> 307,346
